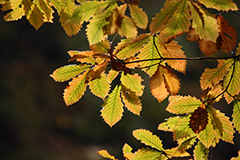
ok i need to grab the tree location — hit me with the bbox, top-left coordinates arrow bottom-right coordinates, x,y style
1,0 -> 240,159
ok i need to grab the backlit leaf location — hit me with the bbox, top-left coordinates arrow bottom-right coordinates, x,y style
118,15 -> 137,39
3,5 -> 25,21
88,74 -> 110,99
193,141 -> 209,160
97,150 -> 116,160
163,66 -> 180,95
198,39 -> 218,56
165,147 -> 190,157
128,4 -> 148,29
150,65 -> 169,103
67,50 -> 96,64
107,69 -> 119,83
133,129 -> 164,151
208,105 -> 223,135
164,41 -> 186,73
121,85 -> 142,115
122,143 -> 134,160
233,100 -> 240,133
90,40 -> 110,53
158,116 -> 180,132
189,1 -> 220,42
27,4 -> 45,30
35,0 -> 53,22
198,0 -> 238,11
131,148 -> 162,160
166,95 -> 202,114
50,64 -> 90,82
200,59 -> 233,90
177,136 -> 196,152
189,106 -> 208,134
120,73 -> 144,96
101,85 -> 123,127
231,151 -> 240,160
63,71 -> 88,106
85,61 -> 109,83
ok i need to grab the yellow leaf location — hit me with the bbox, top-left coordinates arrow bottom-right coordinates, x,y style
131,148 -> 162,160
63,71 -> 88,106
163,66 -> 180,95
150,65 -> 169,103
128,4 -> 148,29
101,85 -> 123,127
122,143 -> 134,160
233,101 -> 240,133
164,41 -> 186,74
198,0 -> 238,11
4,5 -> 25,21
27,4 -> 45,30
158,116 -> 180,132
121,85 -> 142,115
165,147 -> 190,158
118,15 -> 137,39
98,150 -> 117,160
107,69 -> 119,83
193,141 -> 209,160
189,1 -> 220,42
34,0 -> 53,22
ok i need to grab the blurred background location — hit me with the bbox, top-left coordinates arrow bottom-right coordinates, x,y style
0,1 -> 240,160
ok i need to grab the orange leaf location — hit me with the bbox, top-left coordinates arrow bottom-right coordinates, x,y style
150,65 -> 169,103
189,105 -> 208,134
85,61 -> 109,83
198,39 -> 218,56
186,28 -> 200,42
163,66 -> 181,95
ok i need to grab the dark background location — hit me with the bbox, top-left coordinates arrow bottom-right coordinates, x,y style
1,1 -> 240,159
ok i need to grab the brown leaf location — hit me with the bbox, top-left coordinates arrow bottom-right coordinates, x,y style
163,66 -> 180,95
198,39 -> 218,56
217,15 -> 237,53
187,28 -> 200,42
85,61 -> 109,83
189,105 -> 208,134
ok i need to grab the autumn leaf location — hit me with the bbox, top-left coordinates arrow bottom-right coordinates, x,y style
88,74 -> 110,99
177,136 -> 196,152
166,95 -> 202,114
118,15 -> 137,39
121,85 -> 142,115
163,66 -> 181,95
122,143 -> 134,160
98,150 -> 117,160
198,0 -> 238,11
128,4 -> 148,29
164,41 -> 187,74
133,129 -> 164,151
107,69 -> 119,83
233,100 -> 240,133
165,147 -> 191,158
150,65 -> 169,103
158,116 -> 180,132
231,151 -> 240,160
131,148 -> 162,160
189,105 -> 208,134
85,61 -> 109,83
198,39 -> 218,56
63,71 -> 88,106
101,85 -> 123,127
193,141 -> 209,160
50,64 -> 90,82
90,40 -> 110,53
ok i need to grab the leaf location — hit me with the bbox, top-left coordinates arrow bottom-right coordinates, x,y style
101,85 -> 123,127
138,36 -> 163,76
85,61 -> 109,83
121,85 -> 142,115
3,5 -> 25,21
198,39 -> 218,56
198,0 -> 238,11
224,61 -> 240,103
163,66 -> 180,95
67,50 -> 97,64
217,15 -> 237,53
189,1 -> 220,42
231,151 -> 240,160
197,113 -> 220,148
128,4 -> 148,29
165,147 -> 191,158
133,129 -> 164,151
207,105 -> 223,135
27,4 -> 45,30
177,136 -> 196,152
63,71 -> 88,106
200,59 -> 233,90
164,41 -> 186,73
122,143 -> 134,160
118,15 -> 137,39
201,82 -> 224,103
35,0 -> 53,22
120,73 -> 144,96
50,64 -> 90,82
131,148 -> 162,160
166,95 -> 202,114
107,69 -> 119,83
233,100 -> 240,133
193,141 -> 209,160
116,34 -> 150,59
189,105 -> 208,134
158,116 -> 181,132
150,65 -> 169,103
97,150 -> 117,160
88,74 -> 110,99
90,40 -> 110,53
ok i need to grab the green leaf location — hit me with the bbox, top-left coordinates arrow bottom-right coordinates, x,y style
128,4 -> 148,29
122,143 -> 134,160
166,95 -> 202,114
189,1 -> 220,42
193,141 -> 209,160
198,0 -> 238,11
158,116 -> 180,132
120,73 -> 144,96
133,129 -> 164,151
50,64 -> 90,82
233,100 -> 240,133
101,85 -> 123,127
200,59 -> 233,90
177,136 -> 196,152
132,148 -> 162,160
88,74 -> 110,99
63,71 -> 88,106
107,69 -> 119,83
121,85 -> 142,115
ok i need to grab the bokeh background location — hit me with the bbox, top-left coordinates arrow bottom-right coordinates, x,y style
1,1 -> 240,160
